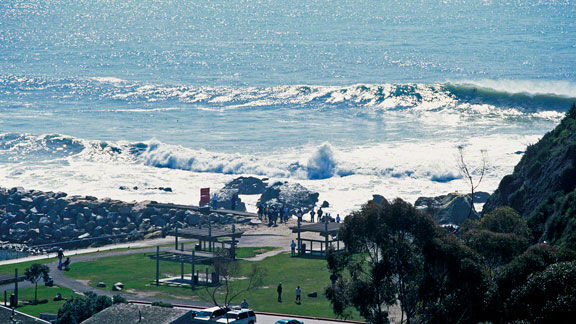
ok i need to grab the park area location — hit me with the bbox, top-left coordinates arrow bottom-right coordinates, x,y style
62,248 -> 341,318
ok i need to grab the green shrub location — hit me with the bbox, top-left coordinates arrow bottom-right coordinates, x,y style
151,301 -> 173,308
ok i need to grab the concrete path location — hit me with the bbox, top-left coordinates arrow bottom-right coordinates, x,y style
0,236 -> 195,267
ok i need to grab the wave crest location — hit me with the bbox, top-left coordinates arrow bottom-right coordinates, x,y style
1,75 -> 573,118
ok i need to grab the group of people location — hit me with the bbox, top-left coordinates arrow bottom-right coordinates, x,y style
256,203 -> 342,226
308,208 -> 341,224
257,203 -> 291,226
276,283 -> 302,304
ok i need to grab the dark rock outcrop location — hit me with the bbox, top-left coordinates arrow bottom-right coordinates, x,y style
259,181 -> 319,213
223,176 -> 267,195
371,194 -> 390,207
483,106 -> 576,247
415,193 -> 479,225
212,189 -> 246,212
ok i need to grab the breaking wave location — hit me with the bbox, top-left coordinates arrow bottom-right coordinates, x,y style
0,133 -> 473,183
1,75 -> 574,118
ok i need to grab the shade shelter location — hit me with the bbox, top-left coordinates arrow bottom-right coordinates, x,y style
149,226 -> 243,287
169,225 -> 243,258
290,219 -> 343,257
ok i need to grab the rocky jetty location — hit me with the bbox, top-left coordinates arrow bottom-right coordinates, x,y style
415,192 -> 486,225
0,186 -> 240,249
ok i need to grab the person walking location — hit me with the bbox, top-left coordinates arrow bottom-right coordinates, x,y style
240,299 -> 249,308
330,273 -> 338,288
310,209 -> 315,223
296,209 -> 303,220
57,248 -> 64,270
295,286 -> 301,304
277,283 -> 283,302
279,207 -> 285,223
257,203 -> 263,220
283,206 -> 289,222
336,214 -> 341,223
317,208 -> 323,222
290,240 -> 296,257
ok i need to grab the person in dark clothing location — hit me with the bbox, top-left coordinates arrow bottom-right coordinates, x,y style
310,209 -> 315,222
317,208 -> 323,221
57,248 -> 64,270
330,273 -> 338,288
279,207 -> 285,223
295,286 -> 301,304
277,283 -> 283,302
62,257 -> 71,270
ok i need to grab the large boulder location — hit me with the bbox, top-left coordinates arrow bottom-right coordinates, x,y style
212,189 -> 246,212
415,193 -> 479,225
223,177 -> 267,195
259,182 -> 319,213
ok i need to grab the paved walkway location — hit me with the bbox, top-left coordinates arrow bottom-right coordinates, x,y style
0,236 -> 193,266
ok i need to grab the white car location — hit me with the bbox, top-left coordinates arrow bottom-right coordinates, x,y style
194,306 -> 231,322
217,309 -> 257,324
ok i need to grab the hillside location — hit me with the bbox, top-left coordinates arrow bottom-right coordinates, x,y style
483,104 -> 576,248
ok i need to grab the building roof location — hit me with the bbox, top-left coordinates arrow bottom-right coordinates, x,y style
81,304 -> 193,324
169,227 -> 243,240
0,305 -> 50,324
290,222 -> 342,235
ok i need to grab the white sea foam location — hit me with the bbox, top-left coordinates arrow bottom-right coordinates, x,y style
0,132 -> 541,215
89,77 -> 128,84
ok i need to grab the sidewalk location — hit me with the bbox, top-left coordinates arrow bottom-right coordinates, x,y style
0,236 -> 194,266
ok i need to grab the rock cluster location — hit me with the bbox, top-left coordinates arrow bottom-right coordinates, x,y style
212,188 -> 247,212
223,176 -> 267,195
415,192 -> 489,225
259,181 -> 319,213
0,187 -> 237,248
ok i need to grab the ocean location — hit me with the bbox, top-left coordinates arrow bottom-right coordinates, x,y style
1,0 -> 575,214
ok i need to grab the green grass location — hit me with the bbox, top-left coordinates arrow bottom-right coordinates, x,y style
65,250 -> 349,319
235,246 -> 279,258
4,285 -> 81,318
0,258 -> 56,275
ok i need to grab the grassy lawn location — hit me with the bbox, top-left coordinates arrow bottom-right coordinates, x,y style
236,246 -> 279,258
65,249 -> 350,319
3,285 -> 81,318
0,258 -> 56,275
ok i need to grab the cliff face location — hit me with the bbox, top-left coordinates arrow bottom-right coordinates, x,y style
483,105 -> 576,248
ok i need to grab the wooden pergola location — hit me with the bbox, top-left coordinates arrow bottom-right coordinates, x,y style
290,220 -> 343,257
169,226 -> 243,258
148,247 -> 230,286
149,226 -> 243,287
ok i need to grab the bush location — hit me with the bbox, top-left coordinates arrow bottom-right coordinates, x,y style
508,261 -> 576,323
112,294 -> 127,304
56,292 -> 113,324
151,301 -> 173,308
